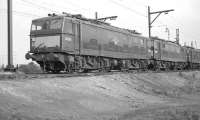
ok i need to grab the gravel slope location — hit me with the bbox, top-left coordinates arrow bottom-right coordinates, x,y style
0,71 -> 200,120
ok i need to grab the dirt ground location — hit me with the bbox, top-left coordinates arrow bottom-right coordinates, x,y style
0,71 -> 200,120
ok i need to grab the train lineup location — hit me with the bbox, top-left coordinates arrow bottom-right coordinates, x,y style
25,13 -> 200,73
2,0 -> 200,119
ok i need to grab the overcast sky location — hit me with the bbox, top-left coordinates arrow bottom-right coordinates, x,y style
1,0 -> 200,65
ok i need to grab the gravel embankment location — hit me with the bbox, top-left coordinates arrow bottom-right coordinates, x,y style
0,71 -> 200,120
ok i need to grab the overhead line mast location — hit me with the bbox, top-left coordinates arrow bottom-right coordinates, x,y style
148,6 -> 174,59
5,0 -> 15,71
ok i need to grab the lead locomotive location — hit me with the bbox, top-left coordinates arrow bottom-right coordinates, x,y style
26,13 -> 200,73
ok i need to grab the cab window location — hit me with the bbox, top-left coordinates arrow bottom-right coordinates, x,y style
64,20 -> 73,34
31,18 -> 63,31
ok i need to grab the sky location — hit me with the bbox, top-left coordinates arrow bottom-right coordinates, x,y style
1,0 -> 200,65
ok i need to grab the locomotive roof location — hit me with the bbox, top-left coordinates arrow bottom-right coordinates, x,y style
152,37 -> 182,48
67,15 -> 142,36
32,13 -> 144,38
32,15 -> 63,22
183,45 -> 200,51
32,13 -> 185,48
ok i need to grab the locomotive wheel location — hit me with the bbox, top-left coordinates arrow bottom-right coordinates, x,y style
83,69 -> 90,73
38,62 -> 49,73
40,62 -> 64,73
52,70 -> 61,74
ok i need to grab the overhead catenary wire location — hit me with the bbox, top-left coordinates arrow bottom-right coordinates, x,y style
18,0 -> 96,18
108,0 -> 147,18
169,15 -> 200,45
20,0 -> 60,14
107,0 -> 167,35
116,0 -> 148,8
37,0 -> 95,15
13,10 -> 42,18
58,0 -> 94,13
162,15 -> 200,48
0,9 -> 42,18
0,8 -> 39,66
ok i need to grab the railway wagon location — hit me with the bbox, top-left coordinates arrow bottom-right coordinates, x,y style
187,47 -> 200,69
26,14 -> 153,72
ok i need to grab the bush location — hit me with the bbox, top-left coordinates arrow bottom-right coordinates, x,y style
18,62 -> 42,74
0,65 -> 5,72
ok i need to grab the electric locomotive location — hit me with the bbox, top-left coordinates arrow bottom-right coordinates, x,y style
26,13 -> 152,72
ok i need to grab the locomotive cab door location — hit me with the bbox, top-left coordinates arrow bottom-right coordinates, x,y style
62,19 -> 80,54
62,19 -> 75,52
154,40 -> 161,60
73,22 -> 81,55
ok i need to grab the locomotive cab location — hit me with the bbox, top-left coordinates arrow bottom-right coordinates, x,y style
30,16 -> 79,53
27,15 -> 79,72
30,16 -> 64,52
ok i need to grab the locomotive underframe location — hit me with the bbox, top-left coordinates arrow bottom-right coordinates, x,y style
26,51 -> 193,73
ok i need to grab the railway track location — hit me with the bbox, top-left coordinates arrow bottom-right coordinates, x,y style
22,69 -> 197,80
1,69 -> 197,80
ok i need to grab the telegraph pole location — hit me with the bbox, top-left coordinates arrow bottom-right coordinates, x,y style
176,28 -> 179,44
148,6 -> 151,39
5,0 -> 15,71
148,6 -> 174,59
165,27 -> 170,41
95,12 -> 98,20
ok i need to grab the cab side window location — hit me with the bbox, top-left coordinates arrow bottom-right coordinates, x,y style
64,20 -> 73,34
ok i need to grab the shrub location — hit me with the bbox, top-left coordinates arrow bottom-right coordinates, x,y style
0,65 -> 5,72
18,62 -> 42,74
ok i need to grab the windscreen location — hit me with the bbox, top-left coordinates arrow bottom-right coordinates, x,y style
31,18 -> 63,31
31,36 -> 60,49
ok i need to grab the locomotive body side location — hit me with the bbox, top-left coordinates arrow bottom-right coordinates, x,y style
161,41 -> 188,69
161,41 -> 186,62
189,48 -> 200,69
76,19 -> 152,70
151,38 -> 188,70
80,21 -> 149,59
